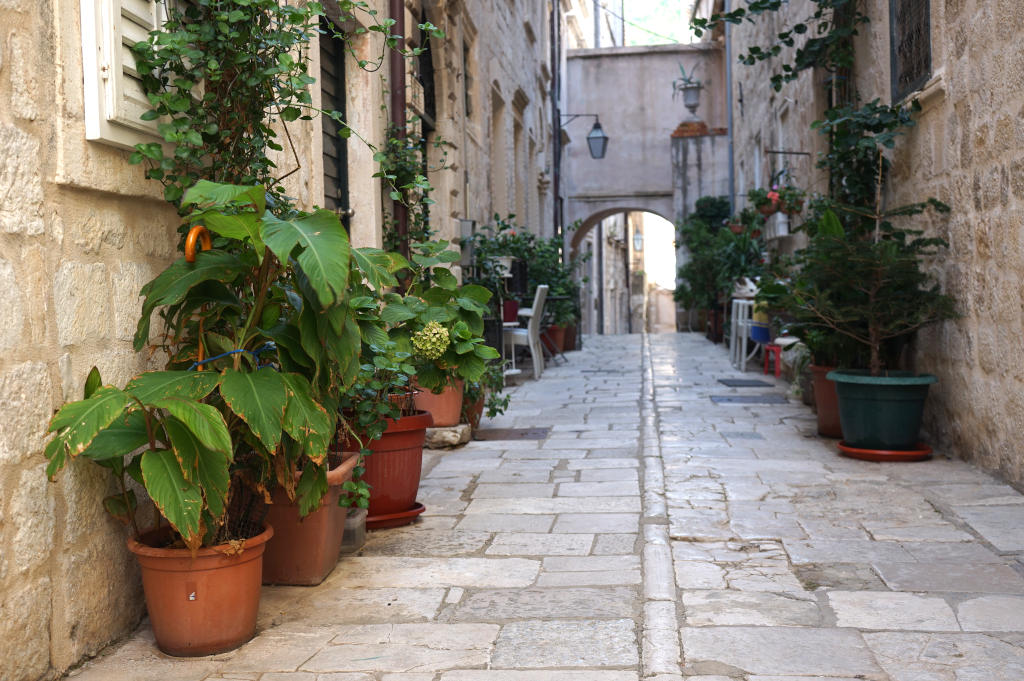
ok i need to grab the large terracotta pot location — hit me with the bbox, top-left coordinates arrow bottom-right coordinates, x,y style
262,454 -> 359,586
359,410 -> 433,527
544,325 -> 566,353
562,323 -> 578,351
413,380 -> 464,427
811,364 -> 842,438
127,524 -> 273,657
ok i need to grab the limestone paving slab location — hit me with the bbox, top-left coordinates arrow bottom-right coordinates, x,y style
682,590 -> 821,627
454,514 -> 555,533
681,626 -> 881,677
486,532 -> 594,556
552,513 -> 639,533
337,557 -> 539,588
828,591 -> 960,631
954,505 -> 1024,551
873,561 -> 1024,593
864,631 -> 1024,681
449,586 -> 639,621
491,619 -> 638,667
957,595 -> 1024,631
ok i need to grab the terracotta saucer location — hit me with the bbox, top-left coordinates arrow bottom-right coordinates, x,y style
837,441 -> 932,462
367,502 -> 426,530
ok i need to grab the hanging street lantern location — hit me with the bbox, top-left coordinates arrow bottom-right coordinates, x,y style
561,113 -> 610,160
586,120 -> 609,159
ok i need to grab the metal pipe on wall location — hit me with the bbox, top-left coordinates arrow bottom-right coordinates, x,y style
389,0 -> 408,251
724,0 -> 736,213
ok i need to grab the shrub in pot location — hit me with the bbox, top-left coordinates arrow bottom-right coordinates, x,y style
766,208 -> 955,456
383,240 -> 500,426
43,181 -> 367,653
462,362 -> 511,430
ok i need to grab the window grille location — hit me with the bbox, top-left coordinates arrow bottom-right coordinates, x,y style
890,0 -> 931,101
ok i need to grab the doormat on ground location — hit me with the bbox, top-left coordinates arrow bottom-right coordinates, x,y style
717,378 -> 774,387
711,395 -> 788,404
474,427 -> 552,441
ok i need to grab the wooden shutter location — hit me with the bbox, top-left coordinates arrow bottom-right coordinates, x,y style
320,17 -> 350,225
81,0 -> 165,149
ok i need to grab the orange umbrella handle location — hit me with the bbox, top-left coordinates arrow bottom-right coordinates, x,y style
185,225 -> 212,263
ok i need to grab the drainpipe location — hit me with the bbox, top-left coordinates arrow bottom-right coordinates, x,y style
597,221 -> 604,334
551,1 -> 562,241
389,0 -> 408,252
724,0 -> 736,213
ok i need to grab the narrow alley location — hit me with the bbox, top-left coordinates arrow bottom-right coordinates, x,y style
67,334 -> 1024,681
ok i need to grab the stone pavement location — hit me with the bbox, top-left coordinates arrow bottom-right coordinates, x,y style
67,333 -> 1024,681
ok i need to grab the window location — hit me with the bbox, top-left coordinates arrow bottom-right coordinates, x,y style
81,0 -> 166,149
890,0 -> 931,101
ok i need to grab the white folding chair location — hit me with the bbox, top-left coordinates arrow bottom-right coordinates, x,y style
504,285 -> 548,379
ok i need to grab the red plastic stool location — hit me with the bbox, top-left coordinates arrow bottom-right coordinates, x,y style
763,343 -> 782,377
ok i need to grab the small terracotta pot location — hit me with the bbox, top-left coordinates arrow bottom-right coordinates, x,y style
811,364 -> 842,438
262,453 -> 359,586
462,394 -> 485,430
127,524 -> 273,657
758,203 -> 777,217
728,222 -> 745,234
358,411 -> 433,522
413,380 -> 464,427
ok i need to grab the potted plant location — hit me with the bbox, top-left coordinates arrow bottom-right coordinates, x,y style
748,187 -> 779,216
339,341 -> 432,529
43,181 -> 364,653
462,361 -> 511,430
811,209 -> 955,458
384,240 -> 500,427
777,184 -> 806,214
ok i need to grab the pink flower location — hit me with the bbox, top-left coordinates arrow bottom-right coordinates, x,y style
766,191 -> 780,204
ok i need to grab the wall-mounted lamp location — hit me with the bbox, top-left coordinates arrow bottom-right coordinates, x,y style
561,113 -> 609,159
633,229 -> 643,252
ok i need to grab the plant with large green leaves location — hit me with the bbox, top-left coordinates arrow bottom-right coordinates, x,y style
380,240 -> 500,392
44,181 -> 404,549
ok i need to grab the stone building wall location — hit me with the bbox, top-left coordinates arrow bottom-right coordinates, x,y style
724,0 -> 1024,483
0,1 -> 553,679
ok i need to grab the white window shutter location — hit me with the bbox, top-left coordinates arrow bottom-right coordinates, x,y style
81,0 -> 166,149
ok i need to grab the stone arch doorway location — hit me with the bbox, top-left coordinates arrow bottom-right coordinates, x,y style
571,208 -> 678,337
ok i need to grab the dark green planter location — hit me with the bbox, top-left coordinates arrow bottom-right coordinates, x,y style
826,370 -> 937,451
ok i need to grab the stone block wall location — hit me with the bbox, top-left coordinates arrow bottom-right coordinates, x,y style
725,0 -> 1024,483
0,1 -> 556,679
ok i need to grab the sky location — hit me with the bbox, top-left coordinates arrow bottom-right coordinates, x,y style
602,0 -> 694,46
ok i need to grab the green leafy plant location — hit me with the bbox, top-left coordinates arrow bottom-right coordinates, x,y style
675,199 -> 765,310
381,240 -> 500,391
462,361 -> 510,428
45,181 -> 387,549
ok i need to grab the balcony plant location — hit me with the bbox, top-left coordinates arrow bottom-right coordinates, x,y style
43,181 -> 368,653
747,187 -> 779,216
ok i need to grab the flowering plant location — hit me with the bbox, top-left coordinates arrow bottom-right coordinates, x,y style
747,187 -> 778,209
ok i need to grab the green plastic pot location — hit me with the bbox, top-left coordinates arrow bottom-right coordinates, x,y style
826,370 -> 937,451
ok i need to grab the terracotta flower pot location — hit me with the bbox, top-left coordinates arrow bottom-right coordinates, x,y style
262,453 -> 359,586
563,323 -> 577,351
728,222 -> 745,234
413,380 -> 464,427
502,299 -> 520,322
544,325 -> 566,353
782,199 -> 804,214
462,394 -> 485,430
127,524 -> 273,657
811,364 -> 842,438
359,410 -> 433,528
758,203 -> 777,217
